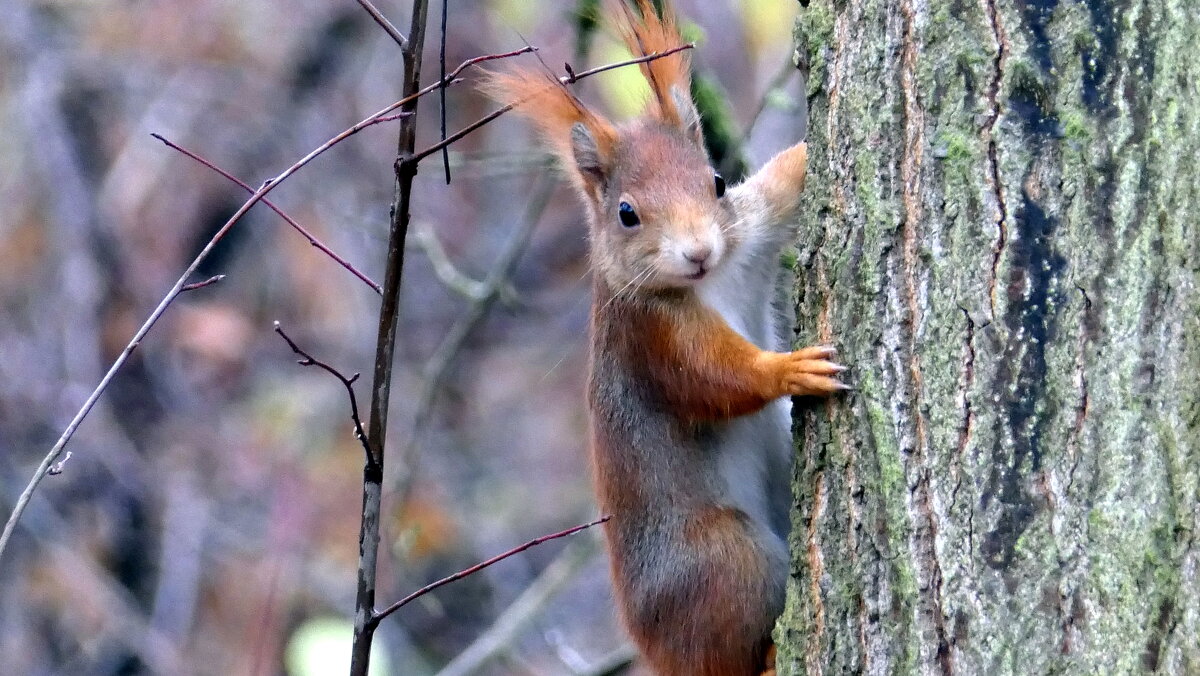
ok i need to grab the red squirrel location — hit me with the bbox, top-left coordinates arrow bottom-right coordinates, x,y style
484,2 -> 845,674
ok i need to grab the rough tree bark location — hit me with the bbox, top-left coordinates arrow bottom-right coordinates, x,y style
778,0 -> 1199,674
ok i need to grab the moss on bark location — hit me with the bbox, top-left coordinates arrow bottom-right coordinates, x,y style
779,0 -> 1200,673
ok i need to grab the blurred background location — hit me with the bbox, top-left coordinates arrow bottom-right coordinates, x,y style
0,0 -> 805,673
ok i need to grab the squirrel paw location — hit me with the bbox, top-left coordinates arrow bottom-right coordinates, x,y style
780,345 -> 848,397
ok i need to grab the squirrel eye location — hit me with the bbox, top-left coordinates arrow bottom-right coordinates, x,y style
714,173 -> 726,198
618,201 -> 640,228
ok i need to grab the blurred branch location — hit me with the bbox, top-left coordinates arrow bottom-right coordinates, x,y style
0,480 -> 183,673
412,222 -> 521,304
371,516 -> 610,628
0,43 -> 536,569
576,646 -> 638,676
444,150 -> 554,173
274,323 -> 372,462
571,0 -> 601,65
148,472 -> 210,648
356,0 -> 408,49
703,55 -> 798,181
152,133 -> 382,295
411,223 -> 485,300
692,74 -> 748,182
396,175 -> 555,504
436,535 -> 601,676
733,56 -> 799,158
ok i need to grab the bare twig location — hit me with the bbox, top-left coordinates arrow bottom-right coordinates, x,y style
46,451 -> 72,476
356,0 -> 408,49
436,535 -> 600,676
273,323 -> 372,462
180,275 -> 226,293
412,43 -> 695,162
439,0 -> 451,184
371,516 -> 610,628
151,133 -> 382,295
0,44 -> 534,568
562,42 -> 693,82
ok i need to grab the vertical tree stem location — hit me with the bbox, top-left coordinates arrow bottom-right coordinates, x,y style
350,0 -> 429,673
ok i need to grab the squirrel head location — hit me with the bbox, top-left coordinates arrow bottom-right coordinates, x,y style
482,0 -> 733,292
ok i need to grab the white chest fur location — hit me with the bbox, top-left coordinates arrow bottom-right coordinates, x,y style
696,249 -> 793,544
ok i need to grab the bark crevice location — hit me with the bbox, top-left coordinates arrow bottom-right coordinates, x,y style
950,307 -> 977,512
982,0 -> 1009,319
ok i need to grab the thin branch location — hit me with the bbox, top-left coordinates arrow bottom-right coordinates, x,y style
441,46 -> 537,84
414,104 -> 514,164
440,0 -> 451,184
356,0 -> 408,49
412,43 -> 695,163
151,133 -> 382,295
371,516 -> 610,628
180,274 -> 226,293
561,42 -> 693,82
273,323 -> 372,462
0,44 -> 534,567
436,535 -> 600,676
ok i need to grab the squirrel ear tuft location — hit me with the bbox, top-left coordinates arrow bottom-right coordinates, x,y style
671,86 -> 703,147
479,67 -> 616,200
618,0 -> 692,127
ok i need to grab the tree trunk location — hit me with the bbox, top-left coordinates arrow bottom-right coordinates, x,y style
779,0 -> 1200,673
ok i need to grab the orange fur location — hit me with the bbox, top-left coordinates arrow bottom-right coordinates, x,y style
479,68 -> 616,190
742,143 -> 809,223
761,644 -> 778,676
634,505 -> 771,676
616,0 -> 691,126
633,295 -> 843,420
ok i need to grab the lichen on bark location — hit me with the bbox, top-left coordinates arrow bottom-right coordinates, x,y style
778,0 -> 1200,673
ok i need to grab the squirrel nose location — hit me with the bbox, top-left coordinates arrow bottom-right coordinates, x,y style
683,242 -> 713,265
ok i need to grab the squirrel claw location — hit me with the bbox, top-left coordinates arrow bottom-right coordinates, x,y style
779,348 -> 849,397
794,345 -> 837,360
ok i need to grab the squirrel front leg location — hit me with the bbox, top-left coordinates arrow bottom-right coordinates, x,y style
643,299 -> 844,421
727,142 -> 809,253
